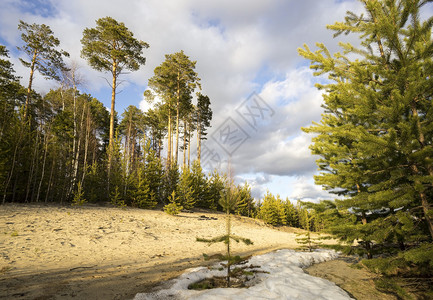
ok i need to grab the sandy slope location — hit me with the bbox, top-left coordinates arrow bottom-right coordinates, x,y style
1,204 -> 309,299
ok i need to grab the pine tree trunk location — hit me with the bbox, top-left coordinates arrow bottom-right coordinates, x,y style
410,102 -> 433,240
167,110 -> 172,167
196,111 -> 201,163
188,118 -> 191,168
361,211 -> 373,259
183,120 -> 187,169
226,210 -> 231,287
410,163 -> 433,239
175,84 -> 180,165
158,133 -> 162,159
25,131 -> 40,202
45,155 -> 55,203
30,137 -> 41,203
80,106 -> 91,186
24,49 -> 37,120
108,59 -> 118,177
69,101 -> 85,199
72,87 -> 77,175
36,131 -> 49,202
356,183 -> 373,259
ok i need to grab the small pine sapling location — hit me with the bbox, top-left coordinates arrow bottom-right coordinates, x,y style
164,191 -> 183,215
71,181 -> 87,206
295,211 -> 322,251
110,185 -> 126,208
196,172 -> 253,287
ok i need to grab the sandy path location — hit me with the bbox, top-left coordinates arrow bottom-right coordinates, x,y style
1,204 -> 307,299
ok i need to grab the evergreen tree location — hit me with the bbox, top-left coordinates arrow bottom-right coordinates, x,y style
206,169 -> 227,211
163,164 -> 180,205
190,161 -> 209,208
144,106 -> 167,158
164,190 -> 183,215
143,140 -> 164,204
17,21 -> 69,119
120,105 -> 145,178
129,164 -> 156,208
299,0 -> 433,250
178,167 -> 195,209
145,51 -> 200,166
195,93 -> 212,163
235,182 -> 255,217
283,199 -> 299,228
81,17 -> 149,164
257,192 -> 286,226
0,45 -> 26,204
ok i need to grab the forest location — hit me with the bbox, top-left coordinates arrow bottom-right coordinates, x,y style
1,0 -> 433,297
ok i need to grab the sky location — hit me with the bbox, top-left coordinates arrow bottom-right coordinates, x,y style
0,0 -> 380,202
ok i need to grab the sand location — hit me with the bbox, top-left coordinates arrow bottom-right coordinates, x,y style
0,204 -> 308,299
305,259 -> 397,300
0,204 -> 390,300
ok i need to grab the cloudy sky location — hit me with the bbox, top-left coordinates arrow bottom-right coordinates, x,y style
0,0 -> 374,202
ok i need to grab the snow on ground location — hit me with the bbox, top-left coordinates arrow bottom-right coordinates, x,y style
134,249 -> 352,300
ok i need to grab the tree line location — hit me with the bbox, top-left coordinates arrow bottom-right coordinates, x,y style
0,17 -> 214,207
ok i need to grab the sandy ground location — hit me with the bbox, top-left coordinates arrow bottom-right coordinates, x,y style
1,204 -> 391,300
305,259 -> 397,300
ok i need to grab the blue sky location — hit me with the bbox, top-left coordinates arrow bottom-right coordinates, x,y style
0,0 -> 386,202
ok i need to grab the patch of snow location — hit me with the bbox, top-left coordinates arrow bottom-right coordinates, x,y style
134,249 -> 352,300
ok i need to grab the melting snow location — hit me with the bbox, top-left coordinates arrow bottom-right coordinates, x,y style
134,249 -> 352,300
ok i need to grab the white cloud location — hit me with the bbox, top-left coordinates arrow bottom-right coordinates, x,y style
288,176 -> 336,202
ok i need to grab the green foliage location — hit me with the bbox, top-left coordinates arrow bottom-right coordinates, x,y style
206,170 -> 226,211
235,182 -> 255,218
296,231 -> 322,252
107,129 -> 124,188
164,191 -> 183,215
196,235 -> 253,246
283,199 -> 299,227
374,278 -> 413,300
85,162 -> 108,203
190,161 -> 209,208
219,181 -> 239,214
17,20 -> 69,81
402,243 -> 433,269
110,186 -> 126,208
178,167 -> 195,209
195,94 -> 212,137
146,50 -> 200,166
71,181 -> 87,206
163,164 -> 180,204
81,16 -> 149,153
130,164 -> 157,209
257,191 -> 286,226
81,17 -> 148,74
297,0 -> 433,270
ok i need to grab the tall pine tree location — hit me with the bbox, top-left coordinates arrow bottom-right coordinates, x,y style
299,0 -> 433,252
81,17 -> 149,167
